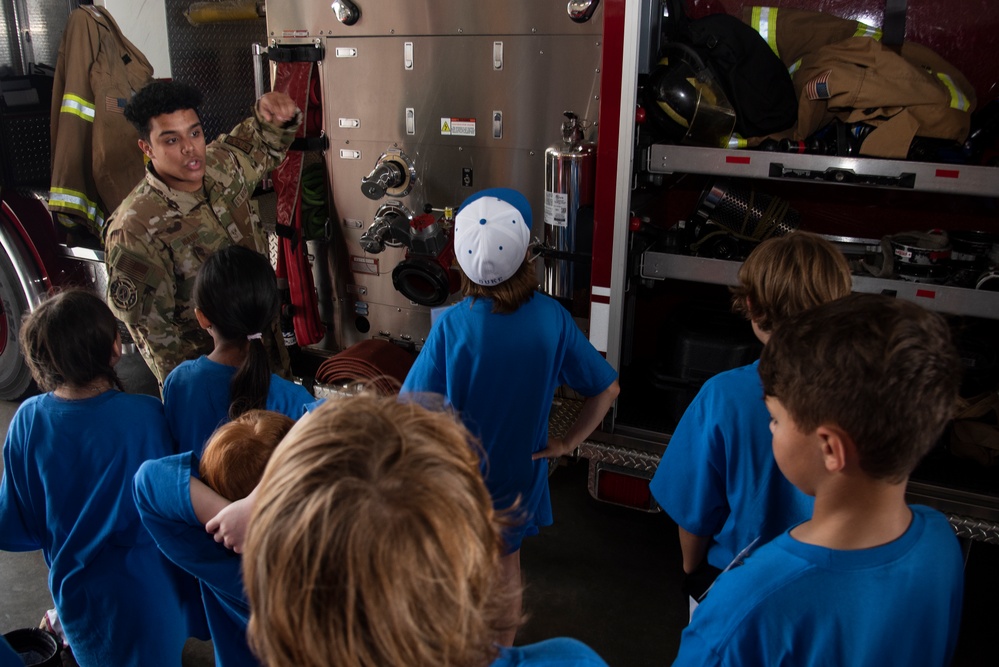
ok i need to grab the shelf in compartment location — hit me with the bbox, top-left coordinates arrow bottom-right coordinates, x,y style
646,144 -> 999,197
640,252 -> 999,321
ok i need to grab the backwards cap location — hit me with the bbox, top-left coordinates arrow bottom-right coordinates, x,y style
454,188 -> 532,286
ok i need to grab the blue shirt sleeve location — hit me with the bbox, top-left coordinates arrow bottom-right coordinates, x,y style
132,454 -> 245,601
0,410 -> 42,551
650,380 -> 728,537
555,307 -> 617,396
401,325 -> 448,396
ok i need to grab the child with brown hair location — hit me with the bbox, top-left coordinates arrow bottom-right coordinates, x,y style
134,409 -> 294,667
0,288 -> 204,666
242,394 -> 609,667
673,293 -> 964,665
399,188 -> 620,643
650,231 -> 853,614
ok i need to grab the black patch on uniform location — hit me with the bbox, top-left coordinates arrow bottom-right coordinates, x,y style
224,135 -> 254,154
164,218 -> 182,234
109,276 -> 139,311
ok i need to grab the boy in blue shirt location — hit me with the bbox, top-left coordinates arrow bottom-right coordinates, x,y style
650,232 -> 853,615
672,293 -> 965,666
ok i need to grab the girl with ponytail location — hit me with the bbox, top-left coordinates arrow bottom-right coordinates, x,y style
163,245 -> 313,457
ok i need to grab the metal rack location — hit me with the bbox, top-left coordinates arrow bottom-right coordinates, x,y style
640,252 -> 999,321
646,144 -> 999,197
637,143 -> 999,541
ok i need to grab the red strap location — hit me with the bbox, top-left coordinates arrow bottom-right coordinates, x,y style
272,61 -> 325,346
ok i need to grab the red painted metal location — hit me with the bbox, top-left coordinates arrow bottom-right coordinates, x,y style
590,0 -> 627,305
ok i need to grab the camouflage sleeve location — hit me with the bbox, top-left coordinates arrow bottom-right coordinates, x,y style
105,226 -> 198,385
214,104 -> 302,190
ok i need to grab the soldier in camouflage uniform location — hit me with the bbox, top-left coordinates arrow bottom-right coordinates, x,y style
103,81 -> 301,387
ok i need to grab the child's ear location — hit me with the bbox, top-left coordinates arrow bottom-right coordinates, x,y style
110,332 -> 122,368
815,424 -> 850,474
194,307 -> 212,330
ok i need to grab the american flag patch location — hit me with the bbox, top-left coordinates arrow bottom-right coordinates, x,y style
105,96 -> 127,114
805,71 -> 832,101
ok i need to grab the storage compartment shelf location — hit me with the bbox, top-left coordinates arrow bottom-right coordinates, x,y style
646,144 -> 999,197
640,252 -> 999,321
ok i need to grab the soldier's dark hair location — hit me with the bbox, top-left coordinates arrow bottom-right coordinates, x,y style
194,246 -> 280,420
759,293 -> 960,482
125,80 -> 203,141
19,288 -> 124,393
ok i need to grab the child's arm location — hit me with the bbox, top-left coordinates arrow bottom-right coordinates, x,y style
678,527 -> 710,574
206,484 -> 258,554
189,477 -> 231,525
533,380 -> 621,460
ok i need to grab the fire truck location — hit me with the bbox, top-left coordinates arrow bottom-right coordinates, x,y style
2,1 -> 998,542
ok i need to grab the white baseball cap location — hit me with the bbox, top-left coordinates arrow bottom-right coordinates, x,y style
454,188 -> 532,286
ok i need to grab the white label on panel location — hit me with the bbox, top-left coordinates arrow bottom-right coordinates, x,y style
440,118 -> 476,136
335,47 -> 358,58
544,191 -> 569,227
338,118 -> 360,128
339,149 -> 361,159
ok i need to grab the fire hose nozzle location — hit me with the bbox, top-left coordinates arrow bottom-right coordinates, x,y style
361,161 -> 406,200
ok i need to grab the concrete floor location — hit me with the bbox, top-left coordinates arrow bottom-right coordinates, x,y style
1,352 -> 996,666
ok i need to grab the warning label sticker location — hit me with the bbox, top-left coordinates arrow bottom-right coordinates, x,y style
544,191 -> 568,227
441,118 -> 476,137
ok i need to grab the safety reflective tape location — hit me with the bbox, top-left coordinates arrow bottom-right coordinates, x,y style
60,94 -> 96,122
727,135 -> 748,149
750,7 -> 780,58
937,73 -> 971,111
854,23 -> 883,40
788,58 -> 802,76
49,188 -> 106,228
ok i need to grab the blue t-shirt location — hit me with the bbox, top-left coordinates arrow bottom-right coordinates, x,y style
401,293 -> 618,552
0,637 -> 21,667
650,362 -> 813,569
133,452 -> 260,667
672,505 -> 964,667
0,391 -> 205,666
491,638 -> 608,666
163,355 -> 314,457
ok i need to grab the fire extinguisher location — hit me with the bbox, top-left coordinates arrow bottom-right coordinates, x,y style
543,111 -> 596,303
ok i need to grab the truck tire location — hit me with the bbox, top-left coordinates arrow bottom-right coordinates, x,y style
0,245 -> 36,400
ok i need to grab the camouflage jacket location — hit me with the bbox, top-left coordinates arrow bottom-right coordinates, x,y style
104,103 -> 301,385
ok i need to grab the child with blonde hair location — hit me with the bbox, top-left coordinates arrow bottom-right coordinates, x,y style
650,231 -> 853,614
242,394 -> 609,667
134,409 -> 294,667
0,288 -> 203,666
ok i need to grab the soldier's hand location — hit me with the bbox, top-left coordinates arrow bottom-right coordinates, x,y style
258,91 -> 299,125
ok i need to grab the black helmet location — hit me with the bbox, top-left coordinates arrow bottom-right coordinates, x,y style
645,43 -> 736,148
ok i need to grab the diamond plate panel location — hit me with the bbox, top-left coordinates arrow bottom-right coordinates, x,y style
164,0 -> 267,142
25,0 -> 67,69
1,0 -> 67,74
948,513 -> 999,546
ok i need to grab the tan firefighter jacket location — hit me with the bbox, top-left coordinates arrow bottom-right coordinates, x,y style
49,5 -> 153,240
743,7 -> 975,158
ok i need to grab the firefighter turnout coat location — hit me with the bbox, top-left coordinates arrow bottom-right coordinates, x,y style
49,5 -> 153,239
